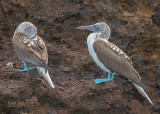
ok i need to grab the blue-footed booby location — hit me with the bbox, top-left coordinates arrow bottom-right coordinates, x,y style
12,22 -> 55,89
77,22 -> 153,105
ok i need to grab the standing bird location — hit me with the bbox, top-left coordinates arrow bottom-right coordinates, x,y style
12,22 -> 55,89
77,22 -> 153,105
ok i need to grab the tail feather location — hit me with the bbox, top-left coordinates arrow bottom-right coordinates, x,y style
135,82 -> 149,93
38,63 -> 54,73
37,66 -> 55,89
132,82 -> 153,106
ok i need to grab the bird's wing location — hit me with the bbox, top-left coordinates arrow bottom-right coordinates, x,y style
93,40 -> 141,83
12,33 -> 53,72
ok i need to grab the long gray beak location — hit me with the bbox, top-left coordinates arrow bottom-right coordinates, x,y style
76,25 -> 99,32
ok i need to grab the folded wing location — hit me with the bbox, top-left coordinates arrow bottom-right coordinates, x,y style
93,40 -> 141,83
12,32 -> 53,72
93,40 -> 153,105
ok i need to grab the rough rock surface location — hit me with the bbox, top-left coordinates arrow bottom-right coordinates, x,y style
0,0 -> 160,113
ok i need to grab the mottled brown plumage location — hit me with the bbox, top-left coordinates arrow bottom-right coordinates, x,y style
12,32 -> 48,67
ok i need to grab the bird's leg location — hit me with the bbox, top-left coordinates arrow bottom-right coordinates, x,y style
24,62 -> 36,70
28,66 -> 36,70
17,62 -> 35,71
110,72 -> 118,81
95,72 -> 112,84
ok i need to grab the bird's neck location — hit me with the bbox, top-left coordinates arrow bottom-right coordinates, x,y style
87,30 -> 110,45
87,33 -> 97,46
97,30 -> 110,40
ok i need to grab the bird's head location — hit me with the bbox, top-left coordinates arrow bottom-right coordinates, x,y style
76,22 -> 110,32
14,22 -> 37,40
76,22 -> 111,40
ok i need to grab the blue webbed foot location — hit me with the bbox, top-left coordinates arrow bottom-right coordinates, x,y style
17,68 -> 29,71
95,78 -> 112,84
95,72 -> 111,84
95,72 -> 117,84
17,67 -> 35,72
17,62 -> 35,72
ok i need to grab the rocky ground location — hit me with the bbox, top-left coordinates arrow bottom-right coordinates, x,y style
0,0 -> 160,113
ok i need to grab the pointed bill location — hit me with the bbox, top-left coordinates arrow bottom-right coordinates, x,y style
76,25 -> 100,32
